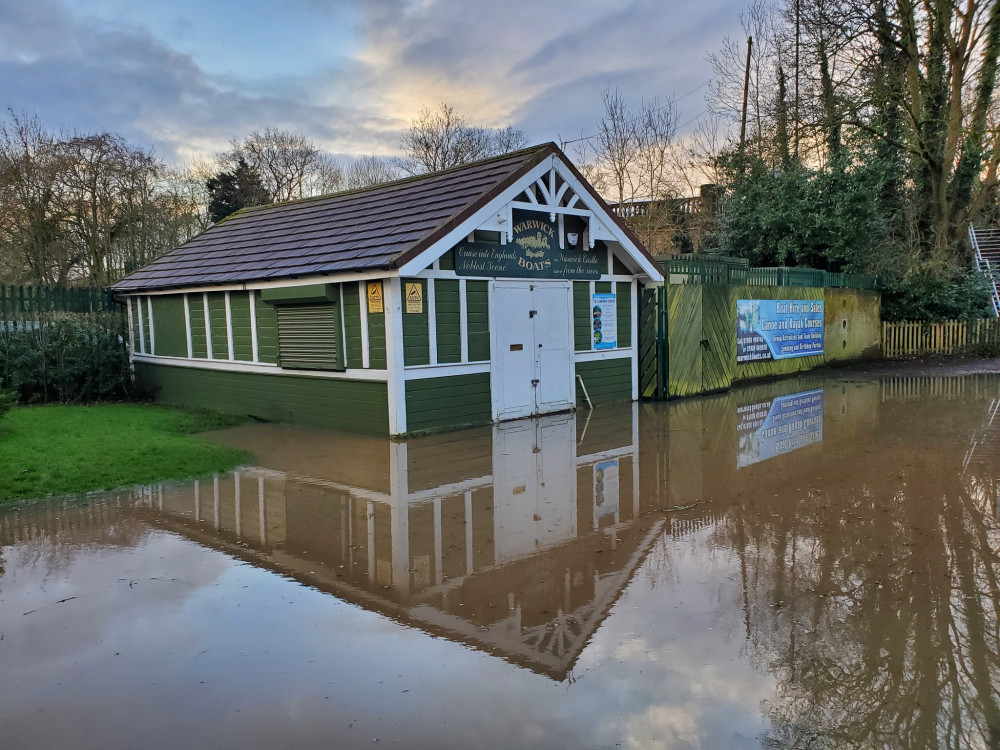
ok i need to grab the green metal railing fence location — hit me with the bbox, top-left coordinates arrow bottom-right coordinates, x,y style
0,285 -> 118,321
661,256 -> 878,291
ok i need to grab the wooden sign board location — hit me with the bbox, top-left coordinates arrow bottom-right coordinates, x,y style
455,210 -> 601,280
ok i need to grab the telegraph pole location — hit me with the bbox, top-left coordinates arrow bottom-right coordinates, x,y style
739,36 -> 753,152
794,0 -> 801,160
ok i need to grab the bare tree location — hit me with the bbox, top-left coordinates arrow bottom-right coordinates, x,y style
60,132 -> 166,286
0,111 -> 210,286
162,158 -> 215,235
707,1 -> 785,160
0,111 -> 74,284
398,102 -> 528,175
593,88 -> 640,206
222,127 -> 339,202
345,155 -> 400,189
579,88 -> 682,254
306,154 -> 345,196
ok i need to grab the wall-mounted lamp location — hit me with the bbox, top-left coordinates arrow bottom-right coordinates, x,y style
566,232 -> 579,248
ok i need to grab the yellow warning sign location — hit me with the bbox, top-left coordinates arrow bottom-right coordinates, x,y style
367,281 -> 384,314
405,282 -> 423,314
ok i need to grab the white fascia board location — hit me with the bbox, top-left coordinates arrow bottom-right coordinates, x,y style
125,269 -> 395,297
131,353 -> 389,381
550,159 -> 665,284
396,158 -> 555,276
397,154 -> 664,283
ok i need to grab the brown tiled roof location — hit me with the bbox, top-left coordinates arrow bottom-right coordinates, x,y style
112,143 -> 559,292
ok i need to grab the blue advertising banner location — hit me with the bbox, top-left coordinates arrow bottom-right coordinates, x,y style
737,299 -> 824,363
736,389 -> 824,467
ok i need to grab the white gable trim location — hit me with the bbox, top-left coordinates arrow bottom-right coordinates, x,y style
396,155 -> 664,283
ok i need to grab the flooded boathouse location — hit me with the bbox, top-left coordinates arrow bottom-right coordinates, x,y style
110,143 -> 664,436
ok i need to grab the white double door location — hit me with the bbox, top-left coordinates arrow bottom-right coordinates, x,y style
491,280 -> 575,421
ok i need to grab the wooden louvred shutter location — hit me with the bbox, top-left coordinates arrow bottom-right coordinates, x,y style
276,303 -> 343,370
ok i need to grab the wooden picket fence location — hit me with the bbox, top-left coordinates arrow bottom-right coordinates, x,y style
882,318 -> 1000,359
0,285 -> 117,322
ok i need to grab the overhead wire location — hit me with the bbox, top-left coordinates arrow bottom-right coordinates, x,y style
558,79 -> 712,147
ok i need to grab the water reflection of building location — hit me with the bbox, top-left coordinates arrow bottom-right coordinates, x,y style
4,371 -> 1000,721
130,405 -> 660,680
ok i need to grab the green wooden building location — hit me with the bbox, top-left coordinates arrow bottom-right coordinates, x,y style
111,143 -> 664,436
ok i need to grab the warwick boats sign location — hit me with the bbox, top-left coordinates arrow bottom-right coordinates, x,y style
454,211 -> 602,280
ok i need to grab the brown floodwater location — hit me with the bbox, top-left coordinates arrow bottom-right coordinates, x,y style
1,371 -> 999,749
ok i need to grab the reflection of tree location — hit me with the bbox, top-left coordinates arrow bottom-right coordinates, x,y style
719,437 -> 1000,750
0,493 -> 148,584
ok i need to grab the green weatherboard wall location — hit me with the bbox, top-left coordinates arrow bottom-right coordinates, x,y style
254,294 -> 279,364
402,279 -> 491,365
466,281 -> 490,361
207,293 -> 228,359
435,280 -> 462,364
136,362 -> 390,435
574,281 -> 631,352
132,269 -> 638,435
576,359 -> 632,405
230,294 -> 254,361
401,278 -> 430,365
405,373 -> 491,433
136,286 -> 382,371
343,286 -> 364,369
149,296 -> 187,357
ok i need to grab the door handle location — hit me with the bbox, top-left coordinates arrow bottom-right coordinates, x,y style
531,379 -> 540,387
529,310 -> 538,318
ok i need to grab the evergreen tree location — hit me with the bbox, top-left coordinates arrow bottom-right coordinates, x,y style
206,158 -> 269,223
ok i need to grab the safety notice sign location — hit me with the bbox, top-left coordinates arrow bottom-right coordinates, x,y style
405,282 -> 423,314
367,281 -> 384,314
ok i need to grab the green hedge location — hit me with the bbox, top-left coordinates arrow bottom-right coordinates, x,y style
0,313 -> 138,404
0,384 -> 13,420
880,270 -> 994,322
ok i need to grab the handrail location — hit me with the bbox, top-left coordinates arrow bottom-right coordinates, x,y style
970,225 -> 1000,317
985,257 -> 1000,317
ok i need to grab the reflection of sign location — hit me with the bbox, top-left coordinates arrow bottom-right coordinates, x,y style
592,293 -> 617,349
454,210 -> 601,280
593,459 -> 619,527
737,299 -> 824,363
737,389 -> 823,467
405,282 -> 423,314
367,281 -> 384,314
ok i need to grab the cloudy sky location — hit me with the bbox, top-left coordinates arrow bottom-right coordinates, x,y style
0,0 -> 748,166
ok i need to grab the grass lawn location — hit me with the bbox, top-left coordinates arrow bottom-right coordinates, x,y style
0,404 -> 253,503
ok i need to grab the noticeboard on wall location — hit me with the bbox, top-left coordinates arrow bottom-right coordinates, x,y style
592,292 -> 617,350
737,299 -> 824,364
